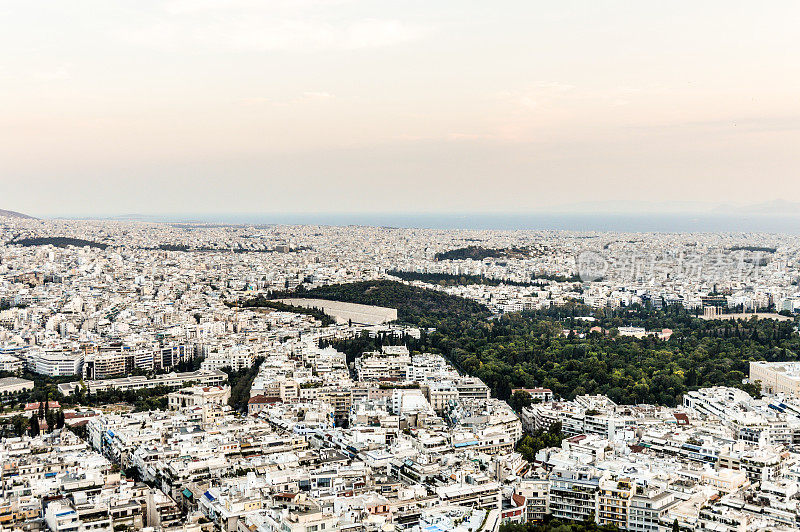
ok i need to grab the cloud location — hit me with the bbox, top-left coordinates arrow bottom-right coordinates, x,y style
299,91 -> 334,100
519,96 -> 538,110
162,0 -> 351,15
391,132 -> 521,143
498,82 -> 644,112
241,91 -> 335,106
118,16 -> 425,53
446,132 -> 511,142
34,62 -> 72,82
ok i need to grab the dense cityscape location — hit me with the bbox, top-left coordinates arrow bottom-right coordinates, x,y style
1,213 -> 800,532
5,0 -> 800,530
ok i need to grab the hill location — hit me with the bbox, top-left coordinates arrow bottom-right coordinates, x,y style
0,209 -> 36,220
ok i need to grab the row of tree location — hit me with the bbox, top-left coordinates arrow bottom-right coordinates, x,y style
3,401 -> 66,437
225,358 -> 265,412
500,518 -> 622,532
387,269 -> 541,288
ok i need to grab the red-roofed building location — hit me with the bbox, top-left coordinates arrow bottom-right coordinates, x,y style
501,493 -> 526,524
24,401 -> 60,412
63,410 -> 99,426
673,412 -> 689,426
248,394 -> 281,416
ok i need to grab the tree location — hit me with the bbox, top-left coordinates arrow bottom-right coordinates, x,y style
28,414 -> 40,437
516,422 -> 564,462
10,414 -> 27,437
509,390 -> 533,412
225,358 -> 266,412
290,281 -> 800,409
686,366 -> 697,387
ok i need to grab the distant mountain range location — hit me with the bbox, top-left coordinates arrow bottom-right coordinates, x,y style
550,200 -> 800,216
711,200 -> 800,216
552,200 -> 719,214
0,209 -> 36,220
108,214 -> 165,221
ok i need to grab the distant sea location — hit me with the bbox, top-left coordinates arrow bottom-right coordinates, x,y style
139,212 -> 800,234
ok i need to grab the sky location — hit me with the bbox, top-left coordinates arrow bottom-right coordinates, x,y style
1,1 -> 799,217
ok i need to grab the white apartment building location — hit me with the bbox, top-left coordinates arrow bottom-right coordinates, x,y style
168,385 -> 230,410
44,501 -> 82,532
435,478 -> 501,511
201,344 -> 255,372
627,487 -> 676,532
455,378 -> 491,400
516,479 -> 549,522
84,351 -> 134,380
57,369 -> 227,395
425,382 -> 459,413
168,385 -> 230,425
548,469 -> 600,523
356,351 -> 411,382
27,349 -> 84,377
0,353 -> 24,373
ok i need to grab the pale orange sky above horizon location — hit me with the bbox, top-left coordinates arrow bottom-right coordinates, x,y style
1,1 -> 799,216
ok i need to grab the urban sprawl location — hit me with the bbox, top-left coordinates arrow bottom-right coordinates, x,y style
3,216 -> 800,532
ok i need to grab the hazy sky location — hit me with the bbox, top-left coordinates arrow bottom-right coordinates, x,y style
2,1 -> 799,217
